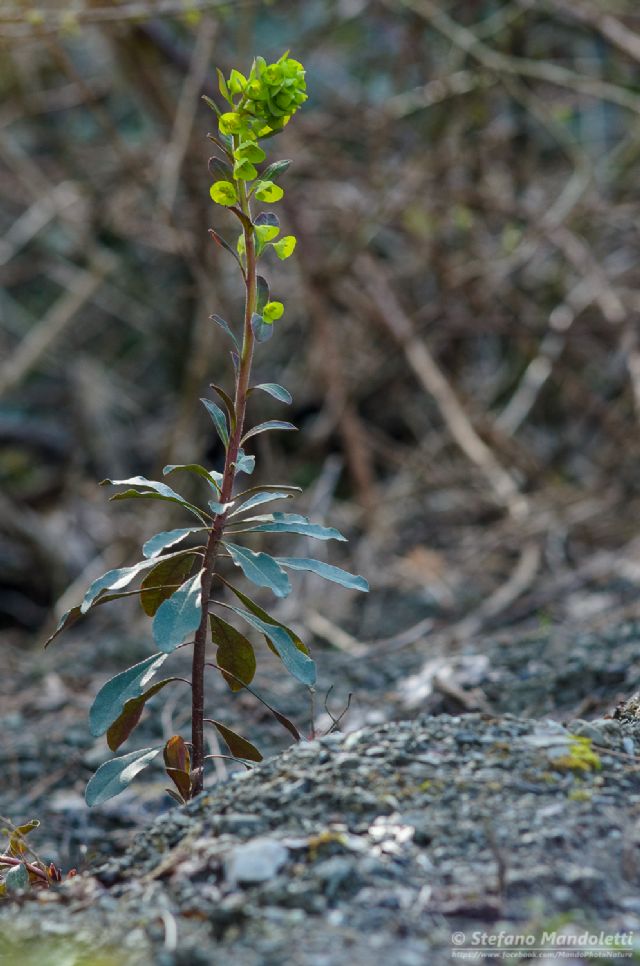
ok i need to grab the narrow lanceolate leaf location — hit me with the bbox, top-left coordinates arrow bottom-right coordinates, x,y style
208,229 -> 246,277
234,449 -> 255,475
236,512 -> 347,542
201,397 -> 229,448
256,275 -> 269,314
89,653 -> 168,737
221,579 -> 310,655
102,474 -> 208,523
223,542 -> 291,598
250,383 -> 292,405
107,679 -> 175,752
152,573 -> 202,653
251,312 -> 273,343
207,720 -> 263,762
81,551 -> 193,613
163,463 -> 222,493
209,313 -> 240,351
210,383 -> 236,430
228,490 -> 295,518
241,421 -> 297,444
210,614 -> 256,691
109,489 -> 209,523
227,604 -> 316,686
142,527 -> 206,559
164,735 -> 191,802
276,558 -> 369,592
85,748 -> 160,807
261,159 -> 291,182
140,553 -> 196,617
235,484 -> 302,501
44,591 -> 134,648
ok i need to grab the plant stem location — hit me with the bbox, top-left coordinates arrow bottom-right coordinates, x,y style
190,178 -> 256,797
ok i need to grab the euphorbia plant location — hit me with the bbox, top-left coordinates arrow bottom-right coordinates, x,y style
46,53 -> 368,807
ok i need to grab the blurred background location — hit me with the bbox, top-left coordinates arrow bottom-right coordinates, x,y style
2,0 -> 640,861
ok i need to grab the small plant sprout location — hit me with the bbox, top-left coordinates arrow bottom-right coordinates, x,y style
46,53 -> 369,807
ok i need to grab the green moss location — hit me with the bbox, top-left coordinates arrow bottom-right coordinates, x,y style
552,736 -> 602,773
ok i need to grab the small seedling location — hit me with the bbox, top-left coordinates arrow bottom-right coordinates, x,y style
0,817 -> 76,897
46,53 -> 368,806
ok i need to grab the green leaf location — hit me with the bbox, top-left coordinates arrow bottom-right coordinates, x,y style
208,155 -> 232,180
236,513 -> 346,542
152,573 -> 202,652
210,383 -> 236,429
235,140 -> 265,164
89,653 -> 168,736
242,420 -> 297,444
140,553 -> 196,616
256,275 -> 270,313
208,230 -> 246,277
234,449 -> 255,475
263,301 -> 284,322
209,313 -> 240,352
44,591 -> 133,648
210,614 -> 256,691
261,159 -> 291,182
250,383 -> 292,405
163,463 -> 222,493
202,94 -> 221,117
81,552 -> 192,613
254,181 -> 284,203
101,476 -> 207,523
107,679 -> 174,752
109,489 -> 208,523
142,527 -> 206,559
210,181 -> 238,206
201,397 -> 229,449
254,212 -> 280,245
4,862 -> 29,894
276,557 -> 369,592
85,748 -> 160,807
229,489 -> 295,517
235,483 -> 301,500
227,603 -> 316,685
216,67 -> 232,103
251,312 -> 273,343
233,159 -> 258,182
273,235 -> 296,259
207,720 -> 263,761
228,68 -> 247,95
221,579 -> 310,654
223,542 -> 291,598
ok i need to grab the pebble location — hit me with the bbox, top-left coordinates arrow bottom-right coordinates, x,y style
225,837 -> 289,885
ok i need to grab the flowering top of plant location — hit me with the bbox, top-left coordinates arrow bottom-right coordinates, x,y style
46,54 -> 368,810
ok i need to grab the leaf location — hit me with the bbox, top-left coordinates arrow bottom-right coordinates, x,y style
251,312 -> 273,343
254,211 -> 280,230
223,542 -> 291,598
216,67 -> 231,103
234,449 -> 255,475
241,420 -> 297,444
276,557 -> 369,592
202,94 -> 221,117
4,862 -> 29,894
235,484 -> 302,500
210,181 -> 238,206
107,679 -> 174,752
109,489 -> 208,523
142,527 -> 206,559
140,553 -> 196,616
89,653 -> 168,737
44,591 -> 134,648
250,383 -> 292,405
85,747 -> 160,807
209,499 -> 234,516
207,720 -> 263,762
164,736 -> 191,801
201,397 -> 229,448
101,476 -> 207,523
229,489 -> 295,517
208,230 -> 245,277
81,551 -> 193,613
238,512 -> 346,542
272,235 -> 296,259
221,579 -> 310,654
256,275 -> 270,313
261,159 -> 291,182
209,313 -> 240,352
152,573 -> 203,653
210,614 -> 256,691
163,463 -> 222,493
227,604 -> 316,686
210,383 -> 236,429
254,181 -> 284,202
208,155 -> 232,180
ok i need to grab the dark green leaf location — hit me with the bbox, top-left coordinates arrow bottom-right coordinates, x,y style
142,527 -> 206,559
209,312 -> 240,351
251,312 -> 273,343
210,614 -> 256,691
163,463 -> 222,493
223,541 -> 291,598
81,551 -> 193,613
227,604 -> 316,686
208,230 -> 246,277
234,449 -> 255,475
85,747 -> 160,807
250,383 -> 292,405
207,720 -> 262,761
254,211 -> 279,230
242,420 -> 297,444
210,383 -> 236,429
261,159 -> 291,182
208,155 -> 232,179
201,397 -> 229,448
152,573 -> 202,652
234,484 -> 302,500
107,679 -> 174,752
89,653 -> 168,736
229,490 -> 295,517
276,558 -> 369,592
109,489 -> 208,523
221,578 -> 310,655
140,554 -> 196,616
44,591 -> 133,648
202,94 -> 221,117
238,512 -> 346,542
256,275 -> 270,313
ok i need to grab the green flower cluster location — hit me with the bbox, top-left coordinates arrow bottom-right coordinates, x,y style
218,52 -> 307,141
